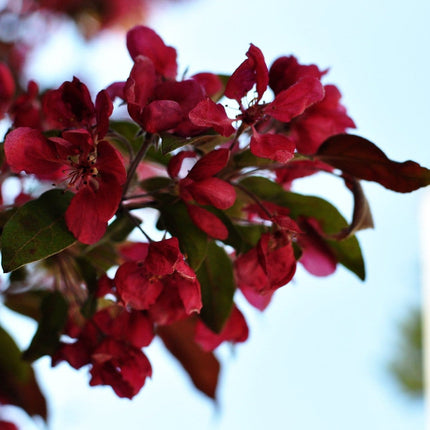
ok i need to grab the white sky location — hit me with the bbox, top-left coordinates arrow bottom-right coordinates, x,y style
2,0 -> 429,428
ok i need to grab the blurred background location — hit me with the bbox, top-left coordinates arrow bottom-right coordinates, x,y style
0,0 -> 428,428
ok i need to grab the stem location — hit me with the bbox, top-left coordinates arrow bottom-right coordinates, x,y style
229,122 -> 247,151
233,182 -> 273,219
122,133 -> 154,198
124,209 -> 154,242
107,129 -> 135,160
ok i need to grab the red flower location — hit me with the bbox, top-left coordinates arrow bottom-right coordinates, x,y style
127,25 -> 177,80
189,98 -> 235,137
4,127 -> 126,244
114,238 -> 202,324
53,305 -> 154,399
168,149 -> 236,239
268,55 -> 326,96
190,45 -> 324,162
235,231 -> 296,309
42,77 -> 113,139
289,84 -> 356,154
89,338 -> 152,399
269,57 -> 355,154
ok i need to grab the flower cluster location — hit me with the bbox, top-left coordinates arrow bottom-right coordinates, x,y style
0,25 -> 429,422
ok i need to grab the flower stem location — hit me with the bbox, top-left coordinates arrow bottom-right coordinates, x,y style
122,133 -> 154,198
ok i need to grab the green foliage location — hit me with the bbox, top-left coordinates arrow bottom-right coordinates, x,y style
23,292 -> 69,362
1,190 -> 76,273
0,326 -> 47,419
389,308 -> 424,397
196,241 -> 236,333
158,198 -> 208,270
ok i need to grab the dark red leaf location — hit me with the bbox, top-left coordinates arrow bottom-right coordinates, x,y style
157,318 -> 220,399
0,327 -> 47,420
316,134 -> 430,192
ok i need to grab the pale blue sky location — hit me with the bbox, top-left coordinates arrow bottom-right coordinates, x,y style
1,0 -> 429,428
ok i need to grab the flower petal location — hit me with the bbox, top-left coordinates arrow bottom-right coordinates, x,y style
4,127 -> 64,179
126,26 -> 177,79
265,76 -> 324,123
188,148 -> 230,181
189,99 -> 235,137
187,177 -> 236,209
186,204 -> 229,240
250,131 -> 295,163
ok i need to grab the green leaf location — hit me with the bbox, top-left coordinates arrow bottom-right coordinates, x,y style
140,176 -> 173,192
109,120 -> 144,154
233,149 -> 276,168
0,207 -> 17,234
160,133 -> 190,154
240,176 -> 365,279
160,132 -> 230,155
75,256 -> 99,318
158,198 -> 208,270
104,212 -> 138,243
196,241 -> 236,333
0,325 -> 47,420
1,190 -> 76,272
23,291 -> 68,362
82,242 -> 119,273
145,145 -> 171,166
230,223 -> 267,253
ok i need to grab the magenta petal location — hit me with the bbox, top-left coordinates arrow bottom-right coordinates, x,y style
189,99 -> 235,137
90,339 -> 152,399
194,306 -> 249,351
126,26 -> 177,79
225,44 -> 268,102
188,148 -> 230,181
257,233 -> 297,289
174,261 -> 202,314
298,218 -> 337,276
4,127 -> 64,179
142,100 -> 183,133
124,56 -> 156,109
250,131 -> 295,163
144,238 -> 182,276
95,90 -> 113,139
115,261 -> 163,310
188,177 -> 236,209
187,204 -> 229,240
240,286 -> 274,311
246,44 -> 269,100
191,72 -> 223,97
269,55 -> 325,95
65,187 -> 109,244
167,150 -> 196,178
265,76 -> 325,123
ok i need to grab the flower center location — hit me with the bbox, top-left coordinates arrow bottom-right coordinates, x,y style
64,153 -> 99,191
